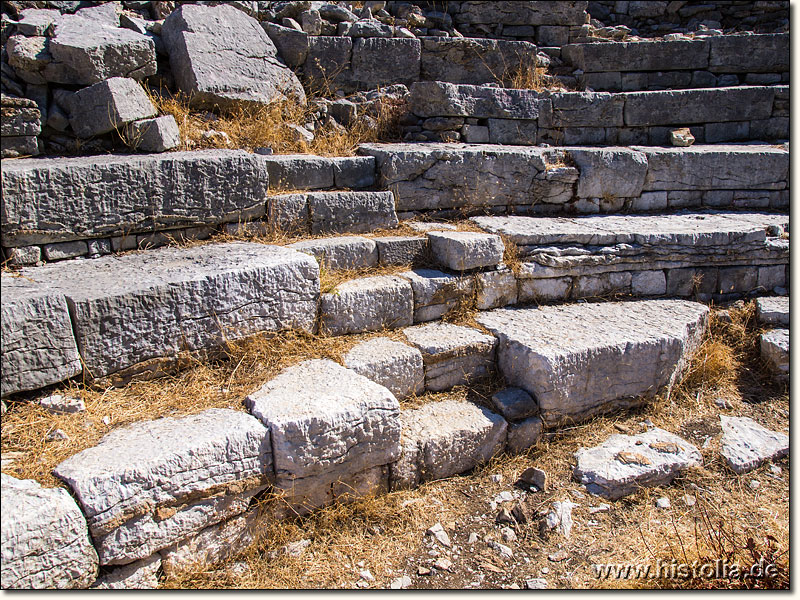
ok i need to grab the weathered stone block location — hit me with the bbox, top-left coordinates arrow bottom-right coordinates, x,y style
308,191 -> 398,234
476,268 -> 518,310
91,555 -> 160,589
331,156 -> 375,189
399,268 -> 475,322
550,91 -> 624,127
391,400 -> 507,490
263,154 -> 333,190
319,275 -> 413,335
720,415 -> 788,474
428,231 -> 504,271
565,39 -> 709,72
507,416 -> 544,453
477,300 -> 708,425
162,3 -> 305,108
517,275 -> 571,303
43,240 -> 88,261
344,337 -> 424,399
487,118 -> 537,145
352,37 -> 420,88
491,387 -> 537,422
267,193 -> 309,234
454,1 -> 588,26
66,77 -> 156,138
631,270 -> 666,296
289,236 -> 378,270
305,36 -> 353,91
717,266 -> 757,295
420,37 -> 538,85
409,81 -> 547,119
755,297 -> 789,327
124,115 -> 181,152
374,236 -> 429,266
244,359 -> 401,509
403,322 -> 497,391
570,147 -> 647,198
263,22 -> 308,68
1,474 -> 98,589
708,33 -> 788,73
760,328 -> 789,378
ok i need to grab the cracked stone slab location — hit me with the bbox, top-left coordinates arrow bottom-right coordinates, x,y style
398,268 -> 475,323
1,274 -> 82,397
1,474 -> 98,589
289,236 -> 378,270
1,150 -> 270,247
403,322 -> 497,391
719,415 -> 789,475
344,337 -> 424,400
261,154 -> 334,190
9,242 -> 318,384
755,297 -> 789,327
319,275 -> 413,335
573,428 -> 702,500
390,400 -> 507,490
409,81 -> 549,119
760,328 -> 788,378
428,231 -> 505,271
477,300 -> 709,426
244,359 -> 401,511
54,408 -> 271,565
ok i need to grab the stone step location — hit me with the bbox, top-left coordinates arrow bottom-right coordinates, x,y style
760,328 -> 789,379
755,296 -> 789,327
472,210 -> 788,302
476,298 -> 709,426
358,142 -> 788,216
404,82 -> 788,145
562,33 -> 788,92
1,151 -> 386,265
1,241 -> 319,396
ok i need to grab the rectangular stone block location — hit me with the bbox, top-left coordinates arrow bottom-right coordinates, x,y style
289,236 -> 377,271
517,275 -> 571,303
708,33 -> 788,73
262,154 -> 333,191
403,322 -> 497,391
420,37 -> 538,86
476,268 -> 518,310
428,231 -> 505,271
344,337 -> 425,400
564,39 -> 709,72
455,1 -> 588,26
623,86 -> 775,126
570,147 -> 648,199
352,37 -> 420,88
305,35 -> 354,92
409,81 -> 548,119
308,191 -> 398,234
550,91 -> 625,127
399,268 -> 475,322
1,150 -> 269,247
267,193 -> 309,234
487,118 -> 537,145
374,236 -> 429,266
507,416 -> 544,453
331,156 -> 375,189
320,275 -> 413,335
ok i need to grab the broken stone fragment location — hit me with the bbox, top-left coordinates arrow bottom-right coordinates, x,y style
66,77 -> 157,138
719,415 -> 788,474
670,127 -> 695,147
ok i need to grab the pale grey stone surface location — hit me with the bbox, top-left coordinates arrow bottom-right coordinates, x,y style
344,337 -> 425,399
43,240 -> 88,261
477,300 -> 708,426
289,236 -> 378,270
517,275 -> 571,303
267,193 -> 309,234
403,322 -> 497,391
409,81 -> 549,119
46,15 -> 156,85
244,359 -> 401,509
66,77 -> 156,138
564,39 -> 709,72
308,191 -> 398,234
1,150 -> 269,246
708,33 -> 788,73
719,415 -> 788,474
1,474 -> 98,589
320,275 -> 413,335
487,118 -> 537,145
11,242 -> 318,382
91,555 -> 160,589
454,1 -> 587,26
124,115 -> 181,152
54,409 -> 270,564
491,387 -> 537,422
755,297 -> 789,327
263,22 -> 309,68
162,4 -> 305,109
374,236 -> 429,266
760,328 -> 789,378
507,416 -> 544,454
420,37 -> 538,85
428,231 -> 505,271
262,154 -> 334,190
398,268 -> 475,323
573,428 -> 702,500
1,276 -> 81,397
631,270 -> 667,296
570,148 -> 648,199
331,156 -> 375,189
549,91 -> 624,127
390,400 -> 507,490
476,268 -> 518,310
352,37 -> 420,88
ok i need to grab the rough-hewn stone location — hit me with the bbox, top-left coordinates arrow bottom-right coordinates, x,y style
420,37 -> 538,85
755,296 -> 789,327
428,231 -> 505,271
289,236 -> 378,270
319,275 -> 413,335
719,415 -> 788,474
374,236 -> 429,266
344,337 -> 425,399
491,387 -> 538,422
91,555 -> 160,590
123,115 -> 181,152
409,81 -> 549,119
66,77 -> 156,138
308,191 -> 398,234
564,39 -> 709,72
352,37 -> 420,88
760,328 -> 789,378
398,268 -> 475,323
262,154 -> 333,190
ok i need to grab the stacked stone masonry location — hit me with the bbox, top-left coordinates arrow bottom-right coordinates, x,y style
404,82 -> 789,145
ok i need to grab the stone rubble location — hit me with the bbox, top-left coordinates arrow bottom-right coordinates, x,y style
719,415 -> 789,474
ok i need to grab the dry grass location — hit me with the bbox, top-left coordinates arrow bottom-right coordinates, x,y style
148,86 -> 406,157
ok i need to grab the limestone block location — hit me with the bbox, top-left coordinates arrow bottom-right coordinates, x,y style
352,37 -> 420,88
262,154 -> 334,190
428,231 -> 505,271
757,266 -> 785,291
319,275 -> 413,335
390,400 -> 507,489
344,337 -> 425,399
403,322 -> 497,391
1,150 -> 269,246
244,359 -> 401,507
374,236 -> 429,266
66,77 -> 156,138
43,240 -> 88,261
550,91 -> 624,127
46,15 -> 156,85
1,474 -> 98,589
6,35 -> 52,75
454,1 -> 588,26
631,270 -> 666,296
518,275 -> 572,303
708,33 -> 788,73
573,428 -> 702,499
420,37 -> 538,85
54,409 -> 271,564
12,243 -> 318,382
263,22 -> 308,68
15,8 -> 60,36
623,86 -> 775,127
305,36 -> 354,91
331,156 -> 375,189
717,266 -> 757,295
124,115 -> 181,152
398,268 -> 475,323
91,555 -> 161,589
570,147 -> 648,199
720,415 -> 788,474
1,135 -> 39,158
289,236 -> 378,270
564,39 -> 709,72
755,296 -> 789,327
477,300 -> 709,425
487,118 -> 537,145
309,191 -> 398,234
409,81 -> 548,119
507,416 -> 544,453
1,276 -> 81,397
491,387 -> 537,422
476,268 -> 518,310
267,193 -> 309,234
760,328 -> 789,378
162,3 -> 305,108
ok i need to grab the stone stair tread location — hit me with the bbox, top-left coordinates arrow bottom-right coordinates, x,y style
755,296 -> 789,326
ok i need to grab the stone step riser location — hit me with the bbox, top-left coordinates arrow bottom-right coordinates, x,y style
359,142 -> 789,214
406,83 -> 788,145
